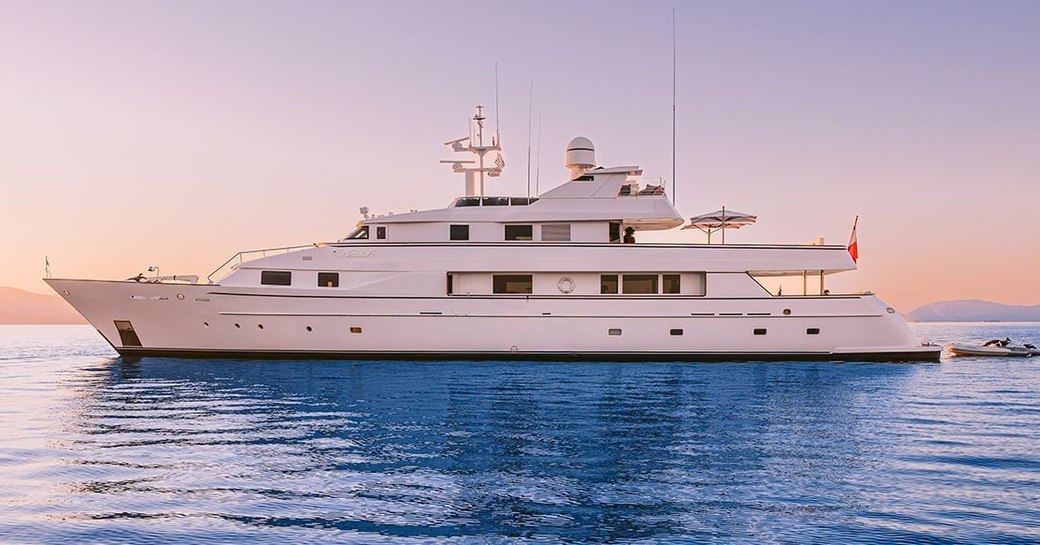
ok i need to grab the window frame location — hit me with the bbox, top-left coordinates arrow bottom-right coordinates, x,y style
622,274 -> 659,295
541,223 -> 571,242
450,224 -> 470,241
260,270 -> 292,286
504,224 -> 534,241
346,226 -> 369,240
492,274 -> 533,294
317,272 -> 339,288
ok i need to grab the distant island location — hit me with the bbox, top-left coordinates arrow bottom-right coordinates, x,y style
0,287 -> 86,324
908,300 -> 1040,322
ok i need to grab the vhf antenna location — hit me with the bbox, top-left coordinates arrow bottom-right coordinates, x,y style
527,82 -> 533,199
535,111 -> 542,195
671,8 -> 677,205
494,62 -> 501,144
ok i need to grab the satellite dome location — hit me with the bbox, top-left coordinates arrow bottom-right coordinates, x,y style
565,136 -> 595,180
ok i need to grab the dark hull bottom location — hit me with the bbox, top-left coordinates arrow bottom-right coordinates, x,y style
115,347 -> 942,363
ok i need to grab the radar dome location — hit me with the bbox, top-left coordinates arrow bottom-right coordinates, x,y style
565,136 -> 595,180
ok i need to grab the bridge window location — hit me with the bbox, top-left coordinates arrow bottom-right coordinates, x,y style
450,224 -> 470,241
318,272 -> 339,288
260,271 -> 292,286
505,225 -> 533,241
375,226 -> 387,240
600,274 -> 619,294
493,274 -> 533,294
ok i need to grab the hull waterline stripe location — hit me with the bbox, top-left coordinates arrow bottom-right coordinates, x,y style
112,347 -> 942,363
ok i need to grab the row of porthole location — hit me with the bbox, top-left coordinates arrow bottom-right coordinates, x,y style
608,327 -> 821,336
201,322 -> 362,334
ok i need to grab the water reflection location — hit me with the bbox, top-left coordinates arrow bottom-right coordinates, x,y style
53,358 -> 926,543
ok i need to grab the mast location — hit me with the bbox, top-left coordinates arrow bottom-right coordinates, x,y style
440,105 -> 505,201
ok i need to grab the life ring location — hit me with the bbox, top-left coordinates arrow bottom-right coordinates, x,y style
557,276 -> 575,294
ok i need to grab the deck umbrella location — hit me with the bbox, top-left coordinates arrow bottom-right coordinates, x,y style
682,206 -> 757,244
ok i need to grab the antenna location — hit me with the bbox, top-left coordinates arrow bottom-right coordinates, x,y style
535,112 -> 542,195
494,62 -> 501,143
671,8 -> 677,205
527,82 -> 533,199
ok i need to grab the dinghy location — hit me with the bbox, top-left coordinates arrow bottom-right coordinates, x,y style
948,344 -> 1034,357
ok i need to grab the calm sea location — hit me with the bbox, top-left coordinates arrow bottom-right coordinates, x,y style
1,323 -> 1039,544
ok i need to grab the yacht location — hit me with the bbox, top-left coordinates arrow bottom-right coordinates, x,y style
47,107 -> 940,362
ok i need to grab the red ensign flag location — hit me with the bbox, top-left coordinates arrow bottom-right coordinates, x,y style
848,216 -> 859,263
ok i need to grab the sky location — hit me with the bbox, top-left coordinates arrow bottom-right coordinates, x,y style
0,0 -> 1037,312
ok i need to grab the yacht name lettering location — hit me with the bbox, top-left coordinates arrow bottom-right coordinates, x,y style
339,249 -> 377,258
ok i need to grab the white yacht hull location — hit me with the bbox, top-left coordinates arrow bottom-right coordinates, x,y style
46,278 -> 941,362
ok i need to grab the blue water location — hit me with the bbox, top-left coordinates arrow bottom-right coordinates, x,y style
1,324 -> 1039,544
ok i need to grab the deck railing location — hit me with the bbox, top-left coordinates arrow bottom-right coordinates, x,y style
207,245 -> 314,283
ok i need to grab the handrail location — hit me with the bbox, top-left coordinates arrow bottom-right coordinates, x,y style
206,244 -> 313,283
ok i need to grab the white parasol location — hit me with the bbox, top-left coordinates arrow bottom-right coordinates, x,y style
682,206 -> 757,244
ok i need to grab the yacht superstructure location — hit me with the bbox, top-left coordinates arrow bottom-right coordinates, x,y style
47,108 -> 940,362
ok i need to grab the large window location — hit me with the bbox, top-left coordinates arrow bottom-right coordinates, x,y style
450,224 -> 470,241
601,274 -> 619,294
505,225 -> 533,241
622,274 -> 658,294
375,226 -> 387,240
541,224 -> 571,242
493,274 -> 533,294
663,274 -> 681,294
318,272 -> 339,288
261,270 -> 292,286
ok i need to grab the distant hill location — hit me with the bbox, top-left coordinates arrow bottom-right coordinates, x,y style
908,300 -> 1040,322
0,287 -> 86,324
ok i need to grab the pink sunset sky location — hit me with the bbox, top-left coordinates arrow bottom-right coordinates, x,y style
1,0 -> 1037,312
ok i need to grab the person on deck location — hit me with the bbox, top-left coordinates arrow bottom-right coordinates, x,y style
623,227 -> 636,244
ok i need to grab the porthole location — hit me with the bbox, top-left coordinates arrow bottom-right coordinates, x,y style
176,293 -> 185,300
234,323 -> 241,328
350,326 -> 362,334
557,276 -> 575,294
754,328 -> 767,335
257,324 -> 264,330
203,321 -> 209,327
608,328 -> 622,336
886,307 -> 896,314
62,289 -> 70,295
783,309 -> 792,315
670,329 -> 683,336
306,326 -> 313,332
807,328 -> 820,335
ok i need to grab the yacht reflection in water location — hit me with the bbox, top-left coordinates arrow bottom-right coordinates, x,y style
58,357 -> 917,541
